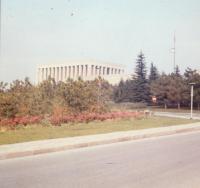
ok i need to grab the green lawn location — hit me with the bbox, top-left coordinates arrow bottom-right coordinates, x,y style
0,117 -> 198,145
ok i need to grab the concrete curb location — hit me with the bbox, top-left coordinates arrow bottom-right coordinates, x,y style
0,123 -> 200,160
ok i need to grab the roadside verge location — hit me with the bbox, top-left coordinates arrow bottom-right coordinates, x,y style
0,122 -> 200,160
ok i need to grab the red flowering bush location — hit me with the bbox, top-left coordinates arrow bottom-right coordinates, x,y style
49,111 -> 145,125
0,111 -> 145,129
0,115 -> 43,129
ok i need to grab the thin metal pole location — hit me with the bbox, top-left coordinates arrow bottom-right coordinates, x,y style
173,32 -> 176,73
96,67 -> 101,112
190,85 -> 194,119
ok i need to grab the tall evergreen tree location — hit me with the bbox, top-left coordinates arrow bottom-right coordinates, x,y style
149,62 -> 159,82
131,52 -> 150,103
175,65 -> 181,77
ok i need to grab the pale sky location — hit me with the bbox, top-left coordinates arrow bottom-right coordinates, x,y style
1,0 -> 200,83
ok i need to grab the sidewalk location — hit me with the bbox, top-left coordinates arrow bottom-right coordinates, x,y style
0,122 -> 200,160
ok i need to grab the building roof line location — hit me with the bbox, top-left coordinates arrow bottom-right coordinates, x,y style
37,60 -> 125,69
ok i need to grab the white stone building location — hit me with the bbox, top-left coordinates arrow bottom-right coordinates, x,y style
36,60 -> 127,85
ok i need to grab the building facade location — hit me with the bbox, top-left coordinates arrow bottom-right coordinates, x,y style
37,60 -> 126,85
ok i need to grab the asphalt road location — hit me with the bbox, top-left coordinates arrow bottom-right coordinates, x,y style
1,132 -> 200,188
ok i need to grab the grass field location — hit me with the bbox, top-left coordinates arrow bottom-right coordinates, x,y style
0,116 -> 198,145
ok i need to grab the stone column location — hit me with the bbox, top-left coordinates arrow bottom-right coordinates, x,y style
71,66 -> 73,78
45,68 -> 48,80
54,67 -> 57,82
85,65 -> 88,77
46,68 -> 48,79
51,67 -> 53,80
95,66 -> 97,76
45,68 -> 47,79
44,68 -> 47,80
64,66 -> 67,80
52,67 -> 54,78
59,67 -> 61,81
79,65 -> 82,78
59,67 -> 62,81
72,66 -> 75,78
43,68 -> 45,81
40,68 -> 43,82
60,67 -> 62,81
81,65 -> 84,78
52,67 -> 55,80
60,66 -> 62,81
48,67 -> 51,78
58,67 -> 61,81
68,66 -> 71,79
80,65 -> 83,78
91,65 -> 94,76
99,66 -> 101,76
87,65 -> 91,78
58,67 -> 60,81
60,67 -> 63,81
37,68 -> 40,84
107,67 -> 110,75
76,65 -> 78,78
111,68 -> 114,75
41,68 -> 44,81
37,68 -> 40,83
47,67 -> 50,79
62,67 -> 65,81
63,67 -> 65,81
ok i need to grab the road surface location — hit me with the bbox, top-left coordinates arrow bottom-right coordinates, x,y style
1,131 -> 200,188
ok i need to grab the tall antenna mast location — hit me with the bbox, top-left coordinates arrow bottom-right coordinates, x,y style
172,32 -> 176,73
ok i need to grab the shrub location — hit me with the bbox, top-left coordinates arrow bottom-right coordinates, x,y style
0,115 -> 42,129
0,111 -> 145,128
50,111 -> 145,125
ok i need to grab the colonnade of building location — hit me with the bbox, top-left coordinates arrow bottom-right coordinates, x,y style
37,64 -> 125,83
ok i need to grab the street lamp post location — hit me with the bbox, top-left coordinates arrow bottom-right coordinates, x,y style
189,83 -> 195,119
96,67 -> 101,111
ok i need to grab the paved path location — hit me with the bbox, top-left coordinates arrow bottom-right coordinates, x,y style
154,111 -> 200,120
1,131 -> 200,188
1,122 -> 200,160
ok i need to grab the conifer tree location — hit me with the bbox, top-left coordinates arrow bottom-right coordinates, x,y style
149,62 -> 159,82
132,52 -> 150,103
175,65 -> 181,77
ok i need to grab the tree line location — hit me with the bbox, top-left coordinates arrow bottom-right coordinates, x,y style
1,51 -> 200,120
0,77 -> 113,118
113,52 -> 200,109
